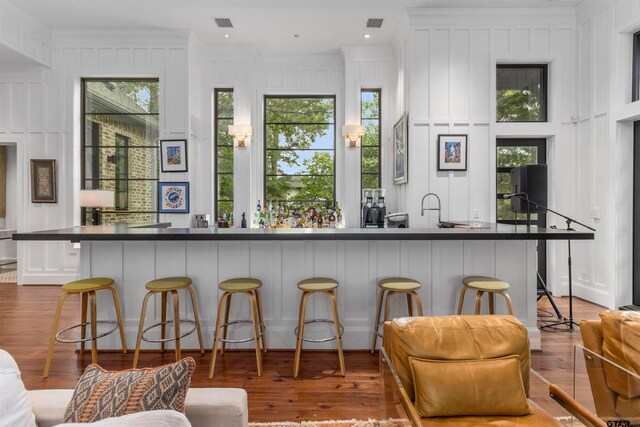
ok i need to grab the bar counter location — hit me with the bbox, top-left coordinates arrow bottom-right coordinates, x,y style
13,222 -> 593,241
14,224 -> 594,351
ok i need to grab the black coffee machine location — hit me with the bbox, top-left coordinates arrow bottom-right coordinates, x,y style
361,189 -> 386,228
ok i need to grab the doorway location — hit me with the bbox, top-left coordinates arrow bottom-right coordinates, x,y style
0,143 -> 18,283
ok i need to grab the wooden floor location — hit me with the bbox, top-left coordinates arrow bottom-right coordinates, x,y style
0,283 -> 604,422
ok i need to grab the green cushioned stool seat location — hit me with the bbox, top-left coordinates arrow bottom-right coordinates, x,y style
458,276 -> 514,315
379,277 -> 421,291
297,278 -> 339,291
219,278 -> 262,292
145,276 -> 192,291
462,275 -> 510,291
62,278 -> 114,292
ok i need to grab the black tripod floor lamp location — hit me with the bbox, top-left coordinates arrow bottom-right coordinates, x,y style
506,193 -> 596,331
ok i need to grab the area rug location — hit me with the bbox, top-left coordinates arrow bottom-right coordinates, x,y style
249,419 -> 411,427
555,416 -> 585,427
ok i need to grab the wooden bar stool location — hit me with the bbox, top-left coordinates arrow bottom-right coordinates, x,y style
457,275 -> 514,315
133,277 -> 204,368
209,278 -> 266,379
293,278 -> 345,378
370,277 -> 424,353
44,277 -> 126,378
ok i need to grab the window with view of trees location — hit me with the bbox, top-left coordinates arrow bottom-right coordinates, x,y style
361,89 -> 381,190
496,65 -> 547,122
214,89 -> 234,224
264,96 -> 336,210
82,79 -> 159,224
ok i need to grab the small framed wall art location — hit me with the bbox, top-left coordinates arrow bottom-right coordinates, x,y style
160,139 -> 188,172
393,113 -> 408,184
158,182 -> 190,213
30,159 -> 57,203
437,134 -> 468,171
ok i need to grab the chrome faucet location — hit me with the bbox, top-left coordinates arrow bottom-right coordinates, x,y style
421,193 -> 441,225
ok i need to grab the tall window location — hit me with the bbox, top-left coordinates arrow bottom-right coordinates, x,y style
496,65 -> 548,122
214,89 -> 234,223
82,79 -> 159,224
361,89 -> 381,190
264,96 -> 336,210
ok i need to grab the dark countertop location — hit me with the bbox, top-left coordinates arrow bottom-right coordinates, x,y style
13,223 -> 594,241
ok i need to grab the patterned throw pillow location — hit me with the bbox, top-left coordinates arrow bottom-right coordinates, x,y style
63,357 -> 196,423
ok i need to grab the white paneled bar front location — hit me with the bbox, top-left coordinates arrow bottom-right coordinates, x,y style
81,239 -> 541,350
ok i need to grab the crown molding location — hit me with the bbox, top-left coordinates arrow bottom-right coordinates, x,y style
407,7 -> 576,28
52,29 -> 191,47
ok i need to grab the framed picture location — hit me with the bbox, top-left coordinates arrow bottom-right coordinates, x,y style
30,159 -> 57,203
437,134 -> 468,171
393,113 -> 408,185
160,139 -> 188,172
158,182 -> 190,213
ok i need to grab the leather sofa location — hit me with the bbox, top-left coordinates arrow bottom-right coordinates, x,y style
383,315 -> 604,427
580,310 -> 640,425
28,388 -> 248,427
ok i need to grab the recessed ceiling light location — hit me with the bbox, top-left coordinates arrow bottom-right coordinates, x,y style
224,34 -> 229,38
364,34 -> 371,39
294,33 -> 300,38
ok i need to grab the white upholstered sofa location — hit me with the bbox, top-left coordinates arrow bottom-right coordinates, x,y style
28,388 -> 249,427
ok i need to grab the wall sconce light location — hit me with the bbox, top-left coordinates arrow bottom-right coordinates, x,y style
80,189 -> 115,225
228,124 -> 253,148
342,125 -> 365,148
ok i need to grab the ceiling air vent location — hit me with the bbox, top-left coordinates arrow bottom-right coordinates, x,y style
366,18 -> 383,28
214,18 -> 233,28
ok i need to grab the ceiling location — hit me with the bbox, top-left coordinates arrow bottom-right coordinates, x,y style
10,0 -> 582,54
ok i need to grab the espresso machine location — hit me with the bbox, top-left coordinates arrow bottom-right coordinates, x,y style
361,188 -> 386,228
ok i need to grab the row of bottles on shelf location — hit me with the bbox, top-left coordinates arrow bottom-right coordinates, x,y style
253,200 -> 343,229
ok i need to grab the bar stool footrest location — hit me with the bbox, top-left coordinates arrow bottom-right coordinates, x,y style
141,319 -> 197,343
295,319 -> 344,343
218,320 -> 266,344
55,320 -> 119,344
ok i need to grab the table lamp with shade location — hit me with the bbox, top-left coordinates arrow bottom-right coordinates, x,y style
80,190 -> 115,225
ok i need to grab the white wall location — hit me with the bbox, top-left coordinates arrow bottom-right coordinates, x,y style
4,1 -> 639,309
342,45 -> 396,227
392,8 -> 580,299
0,28 -> 192,284
575,0 -> 640,309
0,0 -> 51,67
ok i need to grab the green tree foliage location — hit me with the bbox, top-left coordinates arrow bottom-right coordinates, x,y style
496,89 -> 541,122
112,81 -> 159,114
496,146 -> 539,222
265,97 -> 335,207
293,152 -> 334,202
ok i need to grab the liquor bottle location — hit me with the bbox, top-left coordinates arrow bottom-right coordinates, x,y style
329,211 -> 336,228
241,212 -> 247,228
257,199 -> 262,212
318,214 -> 323,228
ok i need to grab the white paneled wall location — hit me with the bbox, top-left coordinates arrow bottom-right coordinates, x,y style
394,9 -> 580,301
342,45 -> 396,227
0,30 -> 192,284
3,1 -> 640,311
574,0 -> 640,309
